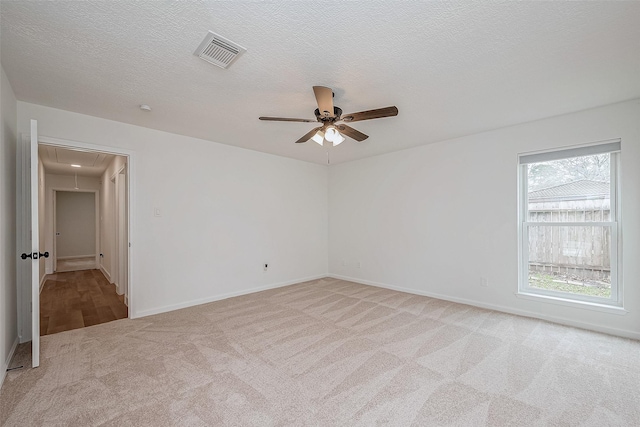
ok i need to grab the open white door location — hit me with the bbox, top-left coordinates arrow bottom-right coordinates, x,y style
17,119 -> 41,367
30,120 -> 40,367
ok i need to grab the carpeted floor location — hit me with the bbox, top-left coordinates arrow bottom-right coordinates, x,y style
1,278 -> 639,426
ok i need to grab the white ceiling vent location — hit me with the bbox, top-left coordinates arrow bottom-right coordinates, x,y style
194,31 -> 246,69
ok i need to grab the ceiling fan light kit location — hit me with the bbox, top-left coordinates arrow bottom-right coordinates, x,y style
259,86 -> 398,146
323,126 -> 345,146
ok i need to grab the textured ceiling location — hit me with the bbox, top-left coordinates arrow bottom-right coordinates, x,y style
2,1 -> 639,165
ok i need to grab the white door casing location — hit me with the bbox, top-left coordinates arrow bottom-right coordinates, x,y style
117,167 -> 128,302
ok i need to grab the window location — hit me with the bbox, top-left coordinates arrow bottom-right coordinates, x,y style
518,140 -> 621,307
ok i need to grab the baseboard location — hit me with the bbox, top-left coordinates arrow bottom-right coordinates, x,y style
133,274 -> 327,319
328,273 -> 640,340
39,273 -> 47,294
57,254 -> 96,260
1,337 -> 20,390
100,265 -> 111,283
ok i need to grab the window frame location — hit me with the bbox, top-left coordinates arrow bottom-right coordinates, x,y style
517,140 -> 622,309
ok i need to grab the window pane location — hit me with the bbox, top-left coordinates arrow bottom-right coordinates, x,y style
527,154 -> 610,222
527,225 -> 611,298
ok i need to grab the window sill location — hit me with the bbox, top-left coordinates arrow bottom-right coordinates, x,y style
516,292 -> 627,315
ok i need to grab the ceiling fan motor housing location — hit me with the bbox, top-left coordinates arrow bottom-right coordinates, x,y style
314,107 -> 342,123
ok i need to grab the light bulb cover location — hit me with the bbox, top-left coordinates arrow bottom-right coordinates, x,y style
332,133 -> 345,146
325,127 -> 338,143
311,130 -> 325,145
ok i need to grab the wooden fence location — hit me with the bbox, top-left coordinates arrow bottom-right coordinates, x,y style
528,209 -> 610,281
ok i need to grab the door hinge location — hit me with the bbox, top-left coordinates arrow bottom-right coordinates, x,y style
30,302 -> 32,313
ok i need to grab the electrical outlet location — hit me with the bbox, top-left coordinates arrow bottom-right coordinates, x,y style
341,260 -> 347,267
480,277 -> 489,288
356,261 -> 361,269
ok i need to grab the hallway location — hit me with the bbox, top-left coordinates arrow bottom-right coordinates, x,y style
40,270 -> 128,336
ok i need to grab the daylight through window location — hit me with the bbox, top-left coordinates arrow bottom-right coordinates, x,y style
518,141 -> 621,306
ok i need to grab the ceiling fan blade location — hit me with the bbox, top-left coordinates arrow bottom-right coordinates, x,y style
295,126 -> 323,144
313,86 -> 335,118
259,116 -> 315,123
341,106 -> 398,123
336,124 -> 369,142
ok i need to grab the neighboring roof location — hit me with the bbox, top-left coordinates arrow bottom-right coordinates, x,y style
529,180 -> 609,201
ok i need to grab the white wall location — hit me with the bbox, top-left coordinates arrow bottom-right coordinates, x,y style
0,66 -> 18,386
17,97 -> 637,341
43,173 -> 100,274
55,191 -> 96,258
18,102 -> 329,318
329,99 -> 640,339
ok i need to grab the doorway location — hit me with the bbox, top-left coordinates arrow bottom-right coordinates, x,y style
37,143 -> 130,335
16,125 -> 136,367
54,190 -> 98,272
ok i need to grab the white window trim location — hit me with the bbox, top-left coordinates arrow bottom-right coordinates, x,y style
515,291 -> 627,315
517,140 -> 622,309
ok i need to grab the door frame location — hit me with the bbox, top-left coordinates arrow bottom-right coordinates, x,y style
52,188 -> 100,273
118,166 -> 128,303
41,135 -> 136,315
23,135 -> 136,331
111,164 -> 128,300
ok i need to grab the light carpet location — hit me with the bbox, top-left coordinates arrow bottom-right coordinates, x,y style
2,278 -> 639,426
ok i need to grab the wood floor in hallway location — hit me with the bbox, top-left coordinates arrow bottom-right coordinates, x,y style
40,269 -> 128,336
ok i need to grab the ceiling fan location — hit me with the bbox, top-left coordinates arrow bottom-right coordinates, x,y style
259,86 -> 398,146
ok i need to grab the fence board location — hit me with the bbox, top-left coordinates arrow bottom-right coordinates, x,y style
527,209 -> 610,281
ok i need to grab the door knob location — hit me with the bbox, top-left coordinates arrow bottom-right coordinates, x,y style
20,251 -> 49,260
